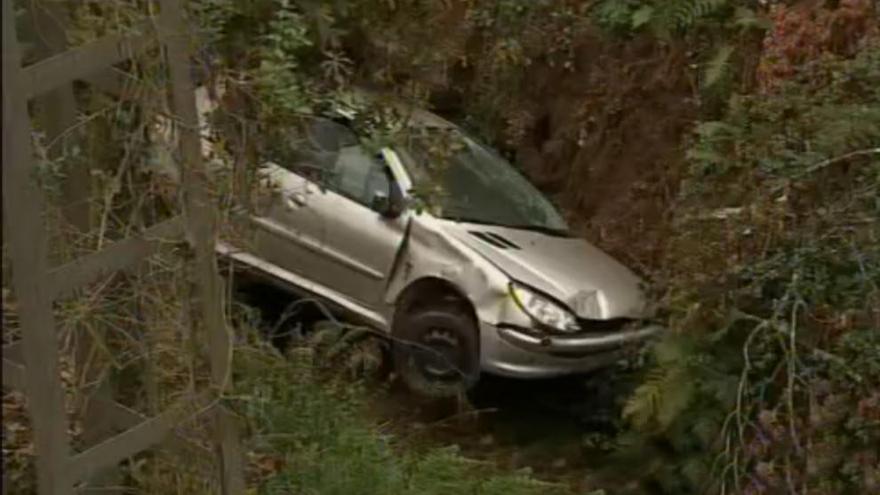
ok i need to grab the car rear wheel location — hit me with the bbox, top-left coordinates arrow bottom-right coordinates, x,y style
393,305 -> 480,398
308,320 -> 390,381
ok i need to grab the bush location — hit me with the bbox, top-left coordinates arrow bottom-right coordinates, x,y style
618,31 -> 880,495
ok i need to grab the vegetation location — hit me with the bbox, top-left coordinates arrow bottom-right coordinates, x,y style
230,336 -> 567,495
4,1 -> 878,494
619,28 -> 880,495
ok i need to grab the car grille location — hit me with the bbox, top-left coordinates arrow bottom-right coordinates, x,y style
576,317 -> 636,333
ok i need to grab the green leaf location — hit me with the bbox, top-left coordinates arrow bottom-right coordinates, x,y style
623,369 -> 664,429
734,6 -> 771,30
681,456 -> 710,487
691,415 -> 721,448
694,120 -> 736,139
631,5 -> 654,28
703,44 -> 734,89
654,335 -> 691,365
656,369 -> 694,429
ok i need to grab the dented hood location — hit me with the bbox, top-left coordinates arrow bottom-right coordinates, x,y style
441,221 -> 650,319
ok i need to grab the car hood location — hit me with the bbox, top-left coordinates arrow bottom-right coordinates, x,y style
441,221 -> 650,319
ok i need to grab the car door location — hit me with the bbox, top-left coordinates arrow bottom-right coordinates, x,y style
250,118 -> 359,286
309,144 -> 410,309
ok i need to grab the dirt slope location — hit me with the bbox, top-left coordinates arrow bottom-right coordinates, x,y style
512,34 -> 695,275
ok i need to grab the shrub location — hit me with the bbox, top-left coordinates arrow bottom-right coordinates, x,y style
618,29 -> 880,495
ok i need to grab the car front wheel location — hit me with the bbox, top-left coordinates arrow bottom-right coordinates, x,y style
392,304 -> 480,398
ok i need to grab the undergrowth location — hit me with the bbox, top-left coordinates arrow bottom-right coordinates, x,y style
230,341 -> 567,495
616,14 -> 880,495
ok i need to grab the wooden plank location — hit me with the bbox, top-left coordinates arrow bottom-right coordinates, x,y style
76,379 -> 124,494
31,0 -> 91,233
29,9 -> 107,489
68,392 -> 214,484
2,2 -> 74,493
159,1 -> 246,492
214,405 -> 246,493
2,341 -> 22,361
97,398 -> 212,457
2,358 -> 26,392
160,0 -> 227,407
47,216 -> 184,300
83,69 -> 126,97
2,342 -> 24,390
22,20 -> 154,100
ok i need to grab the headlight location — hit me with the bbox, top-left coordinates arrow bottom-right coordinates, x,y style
509,282 -> 580,333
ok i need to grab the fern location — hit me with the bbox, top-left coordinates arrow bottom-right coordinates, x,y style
733,6 -> 770,30
592,0 -> 642,34
624,357 -> 700,432
623,368 -> 659,429
680,456 -> 712,490
647,0 -> 730,38
703,43 -> 734,89
691,415 -> 722,449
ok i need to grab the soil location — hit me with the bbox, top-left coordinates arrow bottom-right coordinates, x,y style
509,34 -> 695,277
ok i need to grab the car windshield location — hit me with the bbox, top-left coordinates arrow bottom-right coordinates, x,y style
397,127 -> 570,235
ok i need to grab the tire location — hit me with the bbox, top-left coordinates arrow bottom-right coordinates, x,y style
392,304 -> 480,398
309,320 -> 390,381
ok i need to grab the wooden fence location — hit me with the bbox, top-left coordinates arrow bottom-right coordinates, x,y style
2,1 -> 245,493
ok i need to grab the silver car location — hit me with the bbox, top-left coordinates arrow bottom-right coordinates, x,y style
218,100 -> 662,397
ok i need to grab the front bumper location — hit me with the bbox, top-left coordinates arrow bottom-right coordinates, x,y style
479,321 -> 663,378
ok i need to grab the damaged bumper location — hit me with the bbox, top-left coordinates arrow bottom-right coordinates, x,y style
479,321 -> 663,378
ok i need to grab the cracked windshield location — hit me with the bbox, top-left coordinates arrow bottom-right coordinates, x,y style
399,129 -> 570,234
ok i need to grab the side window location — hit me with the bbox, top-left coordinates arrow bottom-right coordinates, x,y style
329,146 -> 390,208
267,117 -> 358,182
266,116 -> 391,208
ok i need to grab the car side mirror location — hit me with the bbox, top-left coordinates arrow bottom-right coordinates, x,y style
371,171 -> 405,219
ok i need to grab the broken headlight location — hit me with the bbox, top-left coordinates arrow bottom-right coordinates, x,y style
509,282 -> 580,333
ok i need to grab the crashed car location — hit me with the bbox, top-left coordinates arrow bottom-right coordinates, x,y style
217,98 -> 663,397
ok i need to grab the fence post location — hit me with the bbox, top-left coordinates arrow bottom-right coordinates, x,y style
159,1 -> 246,492
28,5 -> 126,492
30,0 -> 91,234
4,1 -> 247,492
2,2 -> 73,493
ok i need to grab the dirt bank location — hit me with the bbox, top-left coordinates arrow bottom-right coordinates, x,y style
512,34 -> 695,275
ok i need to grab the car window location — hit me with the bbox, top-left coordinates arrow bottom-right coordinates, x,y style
397,128 -> 568,233
265,117 -> 358,182
264,117 -> 390,208
329,146 -> 390,207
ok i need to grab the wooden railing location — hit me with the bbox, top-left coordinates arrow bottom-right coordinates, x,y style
2,1 -> 244,493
